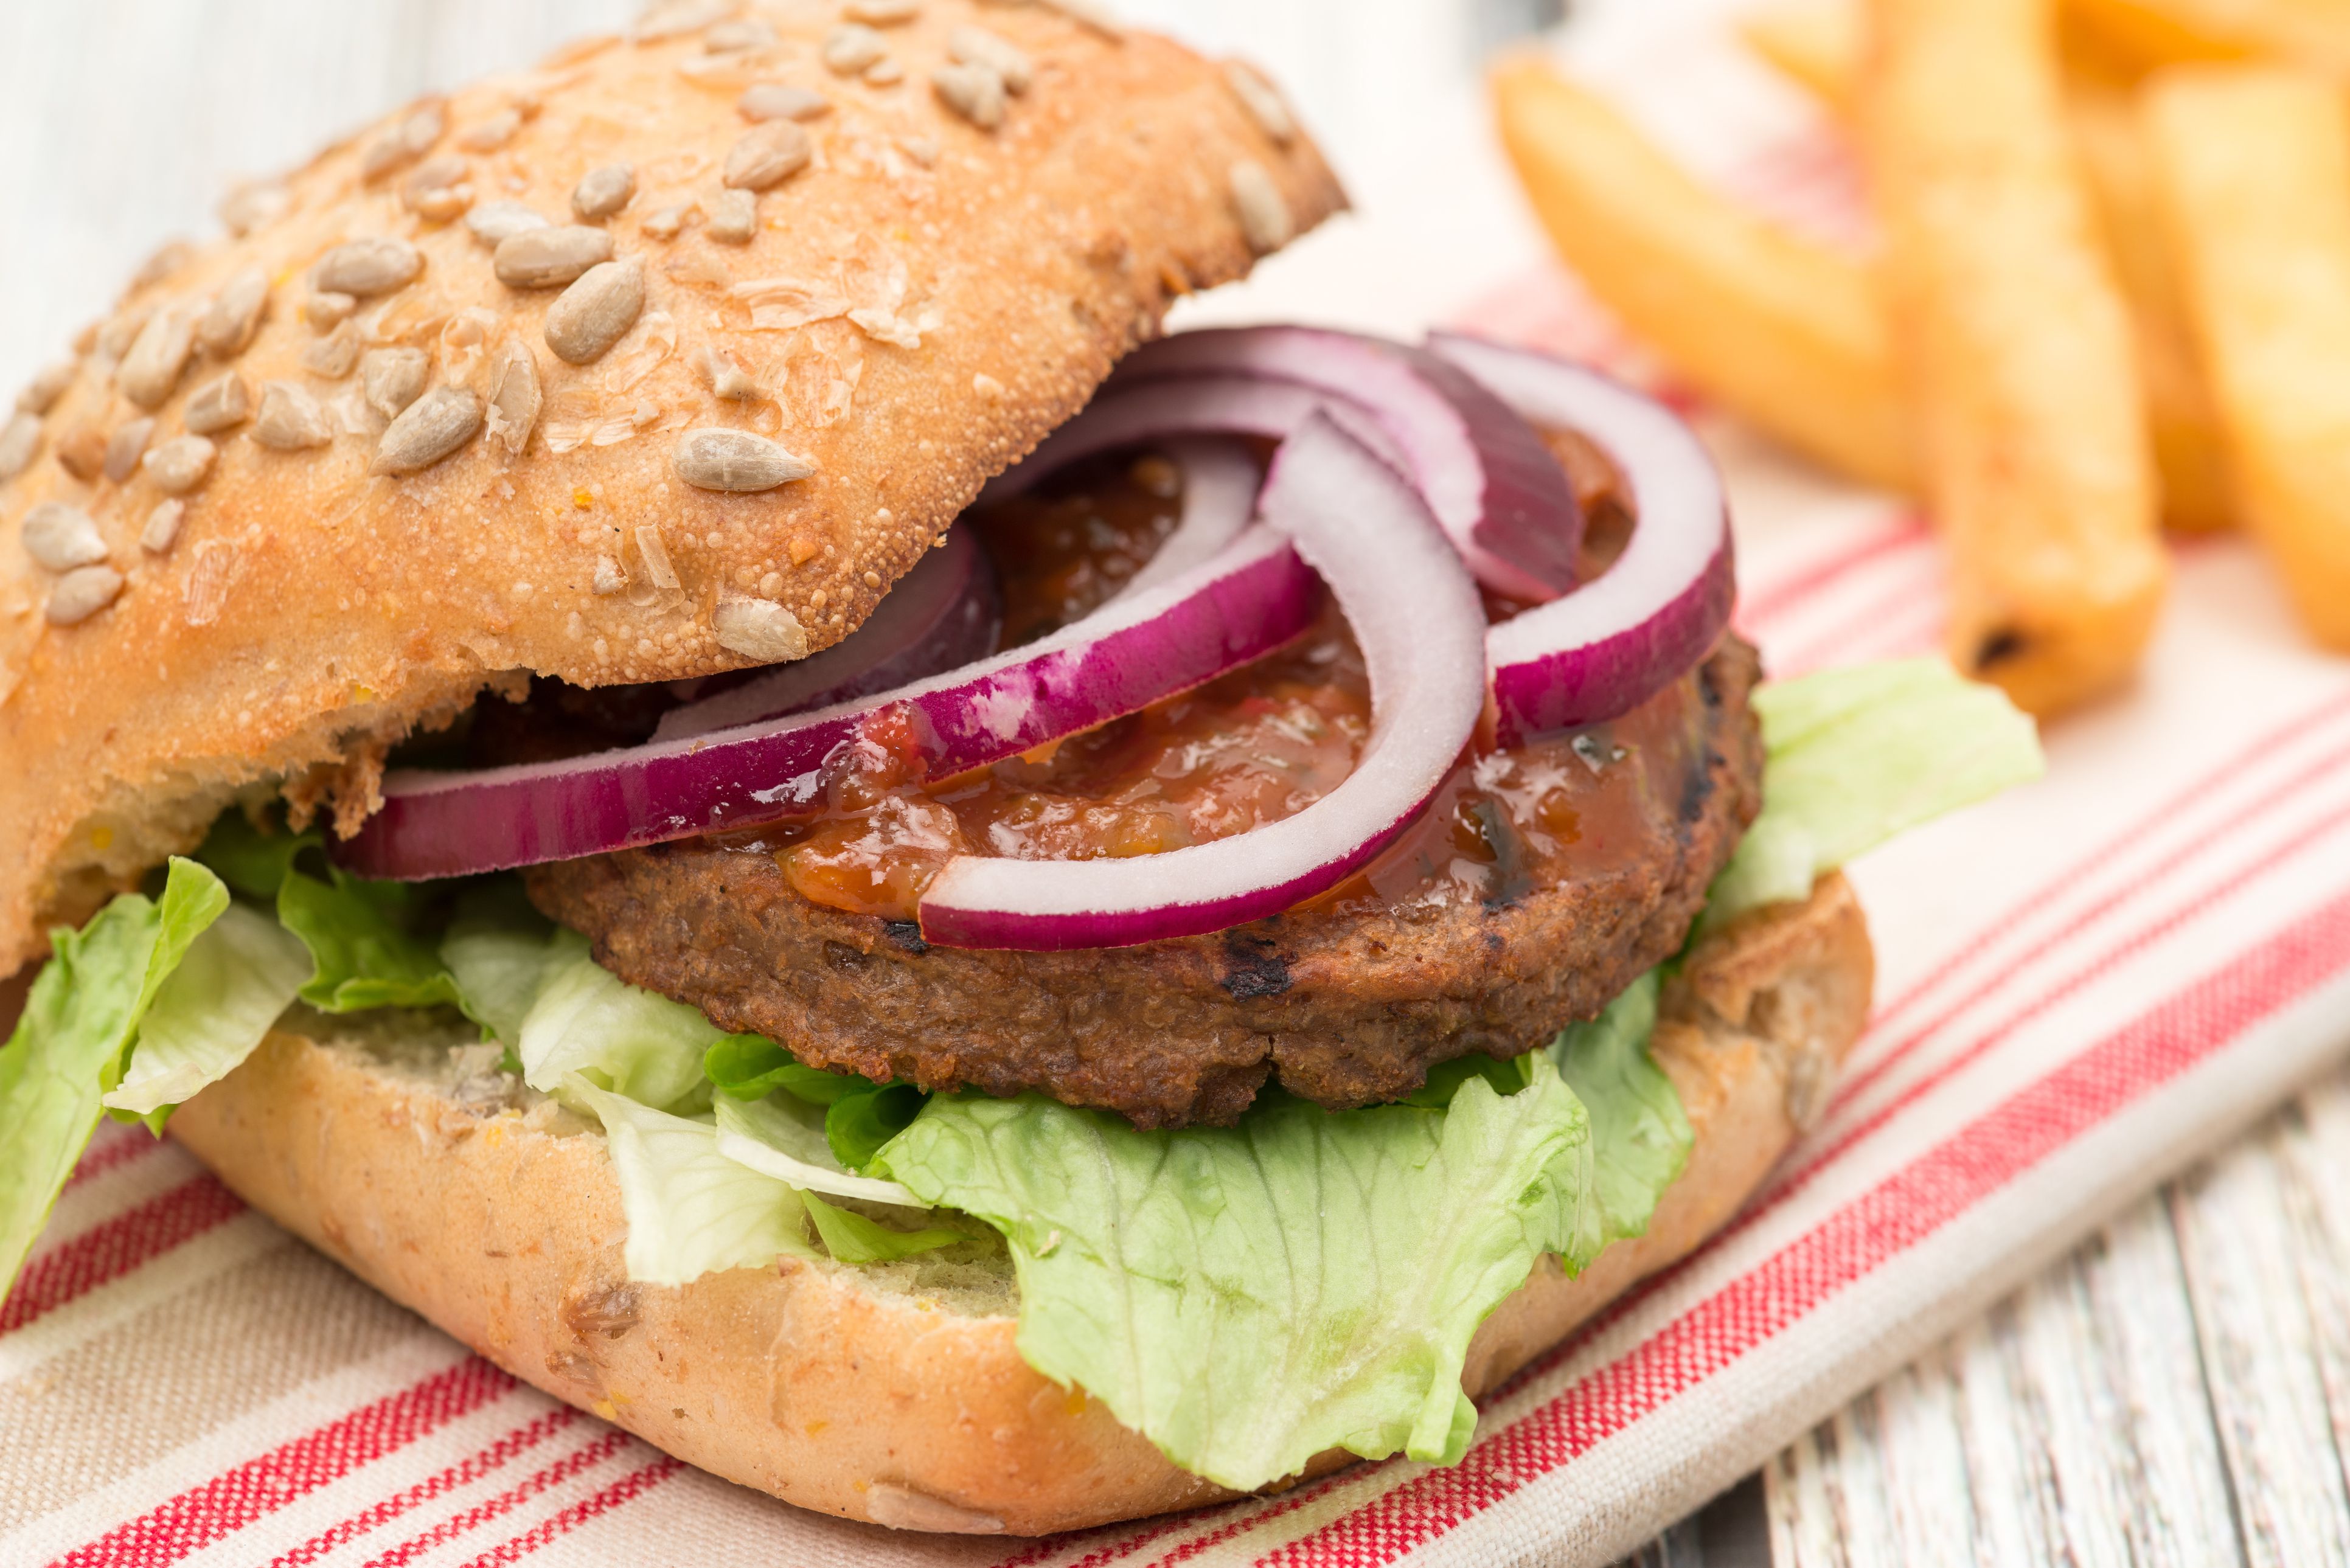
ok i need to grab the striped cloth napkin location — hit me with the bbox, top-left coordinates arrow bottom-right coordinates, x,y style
12,11 -> 2350,1567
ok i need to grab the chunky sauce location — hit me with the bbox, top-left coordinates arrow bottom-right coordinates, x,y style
709,431 -> 1720,925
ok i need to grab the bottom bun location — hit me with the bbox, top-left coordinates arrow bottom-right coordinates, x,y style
169,873 -> 1872,1536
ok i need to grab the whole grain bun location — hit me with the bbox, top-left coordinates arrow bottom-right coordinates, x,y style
0,2 -> 1343,973
168,873 -> 1872,1536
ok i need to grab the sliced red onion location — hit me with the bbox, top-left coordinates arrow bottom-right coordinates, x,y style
1429,331 -> 1737,747
1114,437 -> 1259,602
1122,327 -> 1582,602
918,414 -> 1487,951
336,529 -> 1321,880
654,528 -> 999,743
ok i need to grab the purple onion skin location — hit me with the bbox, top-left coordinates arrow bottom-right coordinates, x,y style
1489,534 -> 1737,749
1107,327 -> 1584,601
336,542 -> 1322,881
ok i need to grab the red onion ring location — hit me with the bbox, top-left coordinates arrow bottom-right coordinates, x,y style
918,413 -> 1487,951
988,327 -> 1580,602
335,529 -> 1322,880
1113,437 -> 1260,602
653,527 -> 999,743
1428,332 -> 1737,746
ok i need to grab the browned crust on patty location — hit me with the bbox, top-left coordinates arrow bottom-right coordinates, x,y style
525,638 -> 1764,1128
168,872 -> 1871,1536
0,5 -> 1344,973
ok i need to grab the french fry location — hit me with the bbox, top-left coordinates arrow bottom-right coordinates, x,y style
2067,0 -> 2350,74
1743,0 -> 2233,532
1489,60 -> 1913,492
1864,0 -> 2167,716
2065,68 -> 2233,530
1740,0 -> 1862,114
2144,68 -> 2350,647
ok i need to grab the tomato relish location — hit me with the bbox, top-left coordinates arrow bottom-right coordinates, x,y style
712,433 -> 1714,924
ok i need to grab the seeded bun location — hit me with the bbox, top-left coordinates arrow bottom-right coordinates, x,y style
167,873 -> 1872,1536
0,1 -> 1343,973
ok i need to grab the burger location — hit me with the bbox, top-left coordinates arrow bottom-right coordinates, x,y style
0,1 -> 2041,1538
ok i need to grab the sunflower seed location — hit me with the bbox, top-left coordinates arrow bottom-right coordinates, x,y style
56,426 -> 106,480
302,320 -> 364,379
1225,62 -> 1295,144
103,418 -> 156,482
361,347 -> 430,421
706,188 -> 759,243
403,155 -> 473,221
143,434 -> 216,495
931,61 -> 1006,128
700,346 -> 760,400
845,0 -> 920,22
593,555 -> 627,595
738,83 -> 828,123
252,381 -> 333,449
372,385 -> 482,474
641,202 -> 695,240
314,237 -> 423,298
544,258 -> 645,365
23,502 -> 106,571
133,240 -> 196,293
117,309 -> 197,409
141,498 -> 186,554
632,0 -> 731,43
706,18 -> 777,50
305,292 -> 357,330
218,179 -> 290,237
0,413 -> 40,480
572,162 -> 637,222
949,26 -> 1032,92
198,268 -> 270,357
46,565 -> 123,625
458,109 -> 523,152
184,371 -> 251,434
672,427 -> 815,491
495,224 -> 614,288
363,101 -> 446,179
823,23 -> 888,74
1040,0 -> 1123,39
97,307 -> 151,363
1229,159 -> 1291,253
18,360 -> 75,415
899,133 -> 940,166
864,57 -> 904,85
485,339 -> 541,455
725,121 -> 812,189
467,199 -> 550,249
715,597 -> 809,661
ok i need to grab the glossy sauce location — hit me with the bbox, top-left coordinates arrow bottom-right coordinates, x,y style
728,431 -> 1717,924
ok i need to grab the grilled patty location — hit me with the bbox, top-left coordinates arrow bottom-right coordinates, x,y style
526,639 -> 1764,1129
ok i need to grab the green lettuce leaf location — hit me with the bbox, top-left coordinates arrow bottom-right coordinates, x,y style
277,869 -> 462,1013
798,1192 -> 964,1263
440,890 -> 575,1049
1550,971 -> 1686,1249
1708,659 -> 2043,924
101,902 -> 311,1120
877,1067 -> 1604,1491
712,1093 -> 930,1207
515,945 -> 720,1114
703,1033 -> 864,1105
566,1078 -> 816,1286
0,860 -> 229,1294
193,811 -> 318,900
826,1082 -> 927,1171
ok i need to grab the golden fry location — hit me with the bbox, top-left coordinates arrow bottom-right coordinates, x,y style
1740,0 -> 1862,113
2067,0 -> 2350,74
2065,69 -> 2233,530
2145,67 -> 2350,647
1865,0 -> 2166,716
1490,60 -> 1913,491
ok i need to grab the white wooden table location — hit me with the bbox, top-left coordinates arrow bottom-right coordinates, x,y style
5,4 -> 2340,1565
